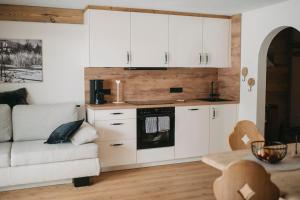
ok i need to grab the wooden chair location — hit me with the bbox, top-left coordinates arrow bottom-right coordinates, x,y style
213,160 -> 280,200
229,120 -> 265,150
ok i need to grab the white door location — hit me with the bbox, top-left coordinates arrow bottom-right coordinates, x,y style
203,18 -> 231,68
175,106 -> 210,159
169,16 -> 203,67
89,10 -> 131,67
131,13 -> 169,67
209,104 -> 238,153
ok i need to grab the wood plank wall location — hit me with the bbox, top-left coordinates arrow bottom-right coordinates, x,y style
0,4 -> 83,24
84,68 -> 218,103
218,14 -> 241,100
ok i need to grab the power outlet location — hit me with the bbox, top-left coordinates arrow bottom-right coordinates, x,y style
170,87 -> 183,93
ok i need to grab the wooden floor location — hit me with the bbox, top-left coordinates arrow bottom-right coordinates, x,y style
0,161 -> 220,200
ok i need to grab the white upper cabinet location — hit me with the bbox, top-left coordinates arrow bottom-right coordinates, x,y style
87,10 -> 131,67
203,18 -> 231,68
175,106 -> 210,159
130,13 -> 169,67
86,9 -> 231,68
169,16 -> 203,67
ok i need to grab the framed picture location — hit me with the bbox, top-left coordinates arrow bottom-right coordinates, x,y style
0,39 -> 43,83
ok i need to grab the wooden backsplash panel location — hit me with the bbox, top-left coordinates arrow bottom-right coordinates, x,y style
84,68 -> 218,103
218,14 -> 241,101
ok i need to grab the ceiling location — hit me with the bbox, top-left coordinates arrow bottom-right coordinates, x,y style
0,0 -> 287,15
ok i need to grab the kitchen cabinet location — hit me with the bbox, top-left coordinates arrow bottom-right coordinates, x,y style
87,10 -> 131,67
209,104 -> 238,153
203,18 -> 231,68
169,15 -> 203,67
175,106 -> 210,159
130,13 -> 169,67
87,108 -> 137,168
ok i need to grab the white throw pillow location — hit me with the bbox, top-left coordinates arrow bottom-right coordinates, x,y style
71,122 -> 98,145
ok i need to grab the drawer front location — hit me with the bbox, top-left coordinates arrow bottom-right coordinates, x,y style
95,119 -> 136,141
98,139 -> 137,167
94,109 -> 136,120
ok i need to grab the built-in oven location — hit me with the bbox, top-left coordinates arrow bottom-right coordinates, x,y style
137,107 -> 175,149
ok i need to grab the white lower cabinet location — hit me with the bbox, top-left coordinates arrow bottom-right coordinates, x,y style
87,104 -> 238,170
87,108 -> 137,168
98,139 -> 136,167
175,106 -> 210,159
209,104 -> 238,153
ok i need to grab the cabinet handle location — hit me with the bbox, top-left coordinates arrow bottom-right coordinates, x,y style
188,108 -> 199,111
199,53 -> 202,64
126,51 -> 130,64
110,143 -> 124,147
110,123 -> 124,126
212,108 -> 216,119
164,52 -> 169,64
206,53 -> 209,64
111,112 -> 123,115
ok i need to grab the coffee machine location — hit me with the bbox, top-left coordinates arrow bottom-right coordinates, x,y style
90,80 -> 110,104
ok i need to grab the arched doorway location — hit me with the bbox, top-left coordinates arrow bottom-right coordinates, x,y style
257,26 -> 300,142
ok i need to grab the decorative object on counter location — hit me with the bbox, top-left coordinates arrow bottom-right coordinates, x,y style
241,67 -> 248,82
247,78 -> 255,92
89,80 -> 110,104
113,80 -> 125,104
0,39 -> 42,83
251,141 -> 287,164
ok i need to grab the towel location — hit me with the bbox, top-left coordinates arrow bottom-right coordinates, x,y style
145,117 -> 157,134
158,116 -> 170,132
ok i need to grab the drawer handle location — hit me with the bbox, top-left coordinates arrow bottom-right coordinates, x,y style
110,143 -> 124,147
111,112 -> 124,115
189,108 -> 199,111
110,123 -> 124,126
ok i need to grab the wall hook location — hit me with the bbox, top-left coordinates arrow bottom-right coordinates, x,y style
248,78 -> 255,92
241,67 -> 248,82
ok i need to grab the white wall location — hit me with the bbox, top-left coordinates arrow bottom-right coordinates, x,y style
240,0 -> 300,132
0,21 -> 88,105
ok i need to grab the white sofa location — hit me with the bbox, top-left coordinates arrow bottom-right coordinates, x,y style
0,103 -> 100,191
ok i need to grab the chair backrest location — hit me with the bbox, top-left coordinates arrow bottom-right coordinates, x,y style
229,120 -> 264,150
213,160 -> 280,200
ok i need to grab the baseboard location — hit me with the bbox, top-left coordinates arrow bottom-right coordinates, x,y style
101,157 -> 202,172
0,179 -> 71,192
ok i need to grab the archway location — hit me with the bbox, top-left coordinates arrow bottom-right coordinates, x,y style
257,26 -> 300,142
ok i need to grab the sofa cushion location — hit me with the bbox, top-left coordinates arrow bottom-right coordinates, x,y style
45,119 -> 84,144
0,88 -> 28,108
0,142 -> 11,168
0,104 -> 12,142
13,103 -> 78,141
11,140 -> 98,167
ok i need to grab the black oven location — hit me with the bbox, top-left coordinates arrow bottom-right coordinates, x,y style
137,107 -> 175,149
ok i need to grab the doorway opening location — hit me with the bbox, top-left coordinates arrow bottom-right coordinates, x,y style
265,27 -> 300,143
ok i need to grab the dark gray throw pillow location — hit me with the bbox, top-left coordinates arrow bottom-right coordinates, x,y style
0,88 -> 28,108
44,119 -> 84,144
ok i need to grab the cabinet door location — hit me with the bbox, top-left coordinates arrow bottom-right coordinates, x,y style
209,104 -> 238,153
89,10 -> 131,67
131,13 -> 169,67
169,16 -> 203,67
175,106 -> 210,159
203,18 -> 231,68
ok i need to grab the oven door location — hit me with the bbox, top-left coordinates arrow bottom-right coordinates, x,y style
137,113 -> 175,149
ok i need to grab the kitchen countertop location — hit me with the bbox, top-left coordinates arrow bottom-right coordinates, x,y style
86,99 -> 239,110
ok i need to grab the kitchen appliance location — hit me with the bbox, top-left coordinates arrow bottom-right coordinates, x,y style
89,80 -> 110,104
137,107 -> 175,149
